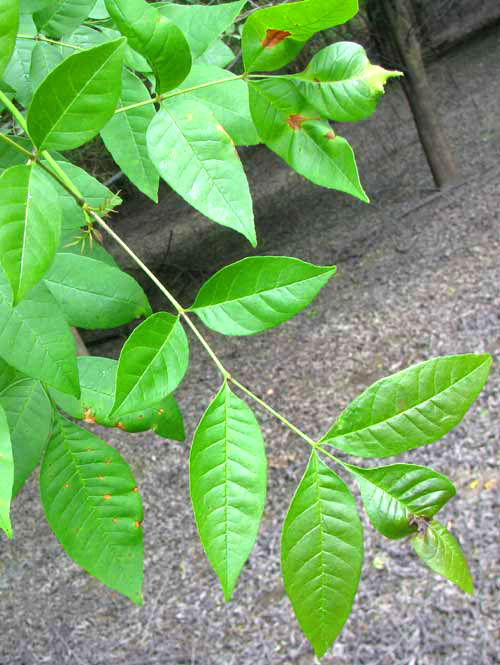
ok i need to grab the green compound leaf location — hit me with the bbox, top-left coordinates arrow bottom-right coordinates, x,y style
105,0 -> 191,94
344,462 -> 456,539
282,451 -> 363,659
249,78 -> 368,201
40,415 -> 144,604
100,68 -> 159,202
190,382 -> 267,601
174,64 -> 260,147
411,520 -> 474,594
0,378 -> 52,498
242,0 -> 358,73
34,0 -> 98,38
147,99 -> 256,246
156,0 -> 245,62
0,0 -> 20,81
30,41 -> 64,89
50,356 -> 185,440
0,277 -> 79,397
189,256 -> 336,336
321,354 -> 493,458
44,253 -> 151,330
27,38 -> 126,151
0,403 -> 14,539
0,164 -> 61,304
290,41 -> 402,123
111,312 -> 189,418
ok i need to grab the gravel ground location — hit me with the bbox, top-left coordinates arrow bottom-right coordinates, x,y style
1,26 -> 499,665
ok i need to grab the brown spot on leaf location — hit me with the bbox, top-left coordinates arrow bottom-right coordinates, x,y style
64,483 -> 70,489
262,29 -> 291,49
133,487 -> 139,493
83,408 -> 96,424
103,494 -> 112,500
98,474 -> 104,481
325,130 -> 336,140
112,518 -> 118,523
135,521 -> 142,529
157,408 -> 165,415
105,459 -> 112,465
287,114 -> 306,130
116,421 -> 126,430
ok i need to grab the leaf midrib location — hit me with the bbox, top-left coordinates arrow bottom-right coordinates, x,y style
193,268 -> 333,311
323,360 -> 487,443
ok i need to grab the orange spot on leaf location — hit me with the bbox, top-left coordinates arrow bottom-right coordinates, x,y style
325,130 -> 335,140
105,459 -> 112,465
64,483 -> 70,489
133,487 -> 139,493
83,408 -> 96,424
157,408 -> 165,415
116,421 -> 126,430
98,474 -> 104,481
112,518 -> 119,523
135,521 -> 142,529
287,114 -> 306,130
262,29 -> 291,49
103,494 -> 112,500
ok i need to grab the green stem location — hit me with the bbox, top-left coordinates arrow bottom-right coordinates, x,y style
229,377 -> 317,448
0,131 -> 33,158
0,90 -> 28,131
17,34 -> 83,51
315,445 -> 344,466
115,74 -> 246,115
87,210 -> 230,379
41,150 -> 84,200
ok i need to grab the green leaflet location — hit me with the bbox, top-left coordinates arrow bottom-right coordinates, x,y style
0,0 -> 19,81
0,276 -> 80,397
242,0 -> 359,73
100,68 -> 159,202
0,378 -> 52,498
156,0 -> 245,62
174,64 -> 260,147
105,0 -> 191,94
190,382 -> 267,601
147,99 -> 256,246
27,38 -> 126,151
0,164 -> 61,304
249,78 -> 368,202
282,451 -> 363,659
344,463 -> 456,539
0,357 -> 17,392
291,41 -> 402,123
89,0 -> 108,19
189,256 -> 336,336
0,402 -> 14,538
411,520 -> 474,594
111,312 -> 189,418
40,415 -> 144,604
44,253 -> 151,330
34,0 -> 97,38
30,41 -> 64,89
50,356 -> 185,440
196,39 -> 234,68
21,0 -> 51,12
321,354 -> 493,458
3,15 -> 36,107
